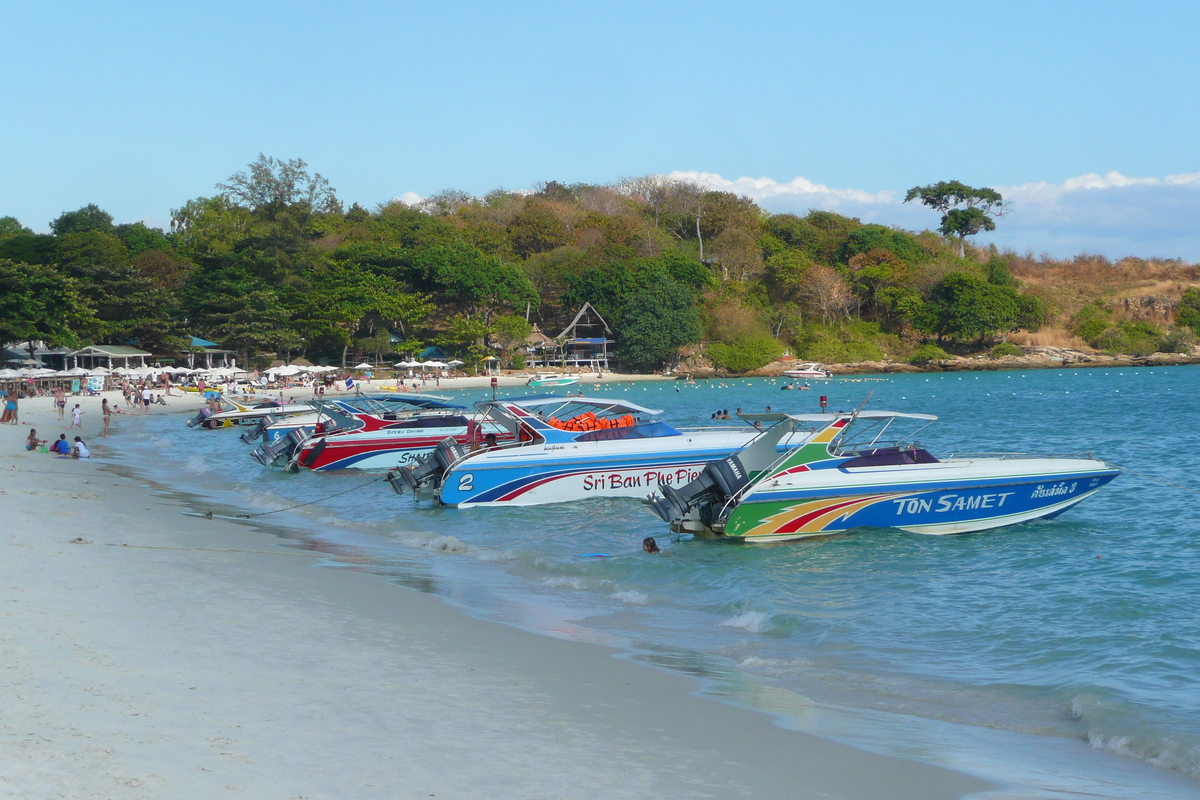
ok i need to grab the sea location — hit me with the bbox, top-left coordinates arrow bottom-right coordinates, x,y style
112,367 -> 1200,798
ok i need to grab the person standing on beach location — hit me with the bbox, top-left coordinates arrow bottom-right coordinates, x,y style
6,393 -> 18,425
141,386 -> 152,411
53,386 -> 66,420
70,403 -> 83,429
102,398 -> 112,436
0,390 -> 10,424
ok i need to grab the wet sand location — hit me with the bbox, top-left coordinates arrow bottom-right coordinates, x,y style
0,390 -> 993,799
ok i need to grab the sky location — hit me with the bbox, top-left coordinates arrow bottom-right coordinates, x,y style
2,1 -> 1198,259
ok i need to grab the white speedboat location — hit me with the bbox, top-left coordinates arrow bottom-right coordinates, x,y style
648,410 -> 1120,542
241,393 -> 459,444
782,363 -> 831,380
187,396 -> 311,429
387,395 -> 809,508
526,373 -> 581,388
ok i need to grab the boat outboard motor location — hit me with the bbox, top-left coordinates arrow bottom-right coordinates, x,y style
187,407 -> 213,428
647,454 -> 752,523
252,427 -> 310,466
388,437 -> 468,496
240,414 -> 277,444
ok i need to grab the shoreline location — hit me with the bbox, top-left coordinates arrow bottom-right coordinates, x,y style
0,392 -> 993,798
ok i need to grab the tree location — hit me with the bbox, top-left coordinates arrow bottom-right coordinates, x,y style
217,154 -> 341,218
49,203 -> 114,237
1176,289 -> 1200,333
299,263 -> 435,366
615,279 -> 702,371
115,222 -> 170,255
0,216 -> 32,239
800,266 -> 857,325
918,272 -> 1029,342
0,260 -> 98,352
414,243 -> 538,324
904,181 -> 1006,256
488,314 -> 533,365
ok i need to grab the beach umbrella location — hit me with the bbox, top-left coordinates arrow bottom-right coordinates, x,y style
353,362 -> 373,370
424,361 -> 448,368
0,368 -> 19,378
447,359 -> 464,366
67,366 -> 92,375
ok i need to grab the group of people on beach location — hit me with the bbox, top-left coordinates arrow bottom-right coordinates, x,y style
25,429 -> 89,458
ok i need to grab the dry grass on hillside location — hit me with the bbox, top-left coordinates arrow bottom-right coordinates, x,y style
1006,328 -> 1091,349
1003,253 -> 1200,323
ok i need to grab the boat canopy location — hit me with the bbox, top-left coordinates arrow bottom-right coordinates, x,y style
486,395 -> 663,417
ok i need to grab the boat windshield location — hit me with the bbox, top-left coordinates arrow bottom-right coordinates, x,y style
831,411 -> 938,454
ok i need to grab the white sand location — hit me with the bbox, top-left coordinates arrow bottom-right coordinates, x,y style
0,391 -> 992,799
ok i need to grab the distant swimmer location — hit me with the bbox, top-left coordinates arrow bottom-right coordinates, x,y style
642,537 -> 661,554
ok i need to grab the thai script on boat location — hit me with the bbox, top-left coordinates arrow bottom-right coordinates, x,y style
892,492 -> 1015,515
1030,482 -> 1077,499
582,467 -> 702,491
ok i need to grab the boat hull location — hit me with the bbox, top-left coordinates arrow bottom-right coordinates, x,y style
298,430 -> 469,471
439,430 -> 810,508
710,466 -> 1119,541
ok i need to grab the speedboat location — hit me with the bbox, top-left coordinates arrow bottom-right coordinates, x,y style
187,395 -> 311,429
782,363 -> 831,380
268,399 -> 508,472
526,373 -> 581,388
386,395 -> 810,508
647,410 -> 1120,542
240,393 -> 459,445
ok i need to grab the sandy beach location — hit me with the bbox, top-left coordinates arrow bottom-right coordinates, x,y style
0,389 -> 993,799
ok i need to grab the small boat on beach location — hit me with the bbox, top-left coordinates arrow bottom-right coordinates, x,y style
782,363 -> 832,380
241,393 -> 460,445
387,395 -> 810,508
525,373 -> 581,388
262,398 -> 508,472
187,396 -> 311,429
647,410 -> 1120,542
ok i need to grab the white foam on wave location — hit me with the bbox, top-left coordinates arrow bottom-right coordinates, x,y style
720,610 -> 772,633
542,576 -> 590,590
1073,694 -> 1200,777
610,590 -> 649,605
738,656 -> 813,674
183,455 -> 211,475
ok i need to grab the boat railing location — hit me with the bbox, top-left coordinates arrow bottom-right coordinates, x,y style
940,451 -> 1096,461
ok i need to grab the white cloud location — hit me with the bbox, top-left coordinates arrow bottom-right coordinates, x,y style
394,191 -> 423,206
666,170 -> 893,206
665,169 -> 1200,261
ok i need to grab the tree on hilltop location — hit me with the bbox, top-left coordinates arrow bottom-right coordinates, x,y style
904,181 -> 1006,257
218,154 -> 341,218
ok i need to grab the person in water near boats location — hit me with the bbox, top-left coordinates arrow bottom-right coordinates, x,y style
642,537 -> 661,554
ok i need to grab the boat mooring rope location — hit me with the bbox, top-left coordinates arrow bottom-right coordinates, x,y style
179,475 -> 388,520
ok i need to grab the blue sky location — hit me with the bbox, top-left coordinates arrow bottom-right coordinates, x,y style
2,1 -> 1198,258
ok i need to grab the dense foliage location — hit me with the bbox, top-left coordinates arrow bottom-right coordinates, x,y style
3,160 -> 1171,373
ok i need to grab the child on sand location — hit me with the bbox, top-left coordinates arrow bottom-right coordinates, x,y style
25,430 -> 47,451
72,437 -> 90,459
70,404 -> 83,429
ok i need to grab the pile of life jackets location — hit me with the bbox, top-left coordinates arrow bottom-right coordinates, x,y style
547,412 -> 636,432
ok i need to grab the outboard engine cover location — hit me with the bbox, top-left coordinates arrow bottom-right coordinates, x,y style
240,414 -> 277,444
647,454 -> 751,523
187,408 -> 212,428
252,427 -> 309,466
390,437 -> 467,495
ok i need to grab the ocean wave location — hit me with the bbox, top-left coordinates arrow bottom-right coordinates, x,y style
1073,693 -> 1200,778
610,590 -> 650,605
720,610 -> 773,633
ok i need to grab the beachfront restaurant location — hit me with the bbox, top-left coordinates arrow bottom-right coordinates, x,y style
67,344 -> 153,371
185,336 -> 238,369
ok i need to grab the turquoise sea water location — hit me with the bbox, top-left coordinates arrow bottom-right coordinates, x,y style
115,367 -> 1200,798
